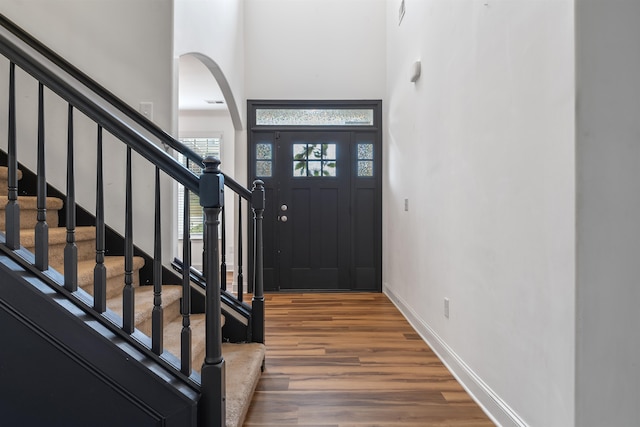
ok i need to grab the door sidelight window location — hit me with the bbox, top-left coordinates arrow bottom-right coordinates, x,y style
255,142 -> 273,177
357,143 -> 374,177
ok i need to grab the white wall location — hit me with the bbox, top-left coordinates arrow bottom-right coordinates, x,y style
575,2 -> 640,425
244,0 -> 387,100
0,0 -> 176,260
384,1 -> 575,426
244,1 -> 578,424
174,0 -> 245,129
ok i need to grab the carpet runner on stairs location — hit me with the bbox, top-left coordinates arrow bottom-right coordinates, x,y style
0,166 -> 264,427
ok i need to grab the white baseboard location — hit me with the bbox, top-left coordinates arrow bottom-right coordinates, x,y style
383,285 -> 528,427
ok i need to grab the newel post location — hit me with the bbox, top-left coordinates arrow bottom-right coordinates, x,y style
199,156 -> 225,427
251,180 -> 265,344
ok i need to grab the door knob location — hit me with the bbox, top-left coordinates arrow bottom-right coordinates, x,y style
279,215 -> 288,222
281,204 -> 288,211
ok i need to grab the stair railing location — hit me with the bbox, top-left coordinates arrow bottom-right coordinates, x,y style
0,14 -> 264,427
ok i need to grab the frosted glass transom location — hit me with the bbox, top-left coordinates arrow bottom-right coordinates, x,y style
256,108 -> 374,126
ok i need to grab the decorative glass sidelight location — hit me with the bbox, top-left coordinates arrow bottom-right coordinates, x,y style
357,143 -> 374,177
255,143 -> 273,177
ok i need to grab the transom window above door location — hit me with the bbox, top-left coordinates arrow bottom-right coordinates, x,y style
256,108 -> 374,126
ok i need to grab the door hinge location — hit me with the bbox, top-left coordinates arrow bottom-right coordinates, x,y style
275,131 -> 280,139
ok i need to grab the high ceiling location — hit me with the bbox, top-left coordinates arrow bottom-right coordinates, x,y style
178,55 -> 226,111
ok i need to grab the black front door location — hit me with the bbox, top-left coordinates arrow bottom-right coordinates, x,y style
276,131 -> 351,290
248,101 -> 382,292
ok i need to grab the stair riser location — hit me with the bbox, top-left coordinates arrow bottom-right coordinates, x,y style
0,209 -> 60,230
24,239 -> 95,271
0,171 -> 23,194
191,342 -> 206,370
136,296 -> 182,337
81,270 -> 141,301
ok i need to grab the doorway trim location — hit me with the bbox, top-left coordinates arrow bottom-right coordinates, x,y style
247,100 -> 382,292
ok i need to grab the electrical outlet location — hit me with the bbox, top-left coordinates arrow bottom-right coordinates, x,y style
444,298 -> 450,318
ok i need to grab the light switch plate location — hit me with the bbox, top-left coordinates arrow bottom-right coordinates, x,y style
140,102 -> 153,121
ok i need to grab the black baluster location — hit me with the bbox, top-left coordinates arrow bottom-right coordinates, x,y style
122,146 -> 134,333
34,83 -> 48,270
220,205 -> 227,291
152,167 -> 163,355
6,62 -> 20,249
64,104 -> 77,292
94,126 -> 106,312
201,207 -> 206,276
181,177 -> 192,375
251,180 -> 265,344
237,197 -> 243,302
199,157 -> 225,426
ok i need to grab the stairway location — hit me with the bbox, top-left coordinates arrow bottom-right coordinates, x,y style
0,166 -> 264,427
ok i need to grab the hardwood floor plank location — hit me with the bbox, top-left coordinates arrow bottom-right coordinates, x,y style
244,293 -> 494,426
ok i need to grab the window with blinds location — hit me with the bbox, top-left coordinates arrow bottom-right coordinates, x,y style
177,136 -> 221,237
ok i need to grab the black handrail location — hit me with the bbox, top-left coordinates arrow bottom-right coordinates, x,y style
0,13 -> 200,165
0,29 -> 200,193
0,13 -> 251,200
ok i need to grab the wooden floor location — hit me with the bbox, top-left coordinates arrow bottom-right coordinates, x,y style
244,293 -> 494,427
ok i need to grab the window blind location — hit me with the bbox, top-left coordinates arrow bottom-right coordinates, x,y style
177,137 -> 221,237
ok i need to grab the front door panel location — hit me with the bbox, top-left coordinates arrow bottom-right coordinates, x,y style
277,132 -> 350,290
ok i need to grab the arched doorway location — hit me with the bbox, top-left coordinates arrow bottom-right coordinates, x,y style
177,53 -> 235,271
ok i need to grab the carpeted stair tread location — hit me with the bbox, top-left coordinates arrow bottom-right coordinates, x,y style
161,313 -> 264,427
20,226 -> 96,268
180,333 -> 265,427
76,256 -> 145,286
0,166 -> 23,180
162,313 -> 208,370
0,167 -> 22,194
105,284 -> 182,330
0,195 -> 64,210
20,226 -> 96,245
222,342 -> 266,427
161,312 -> 227,368
0,195 -> 64,230
136,285 -> 184,336
77,256 -> 145,301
